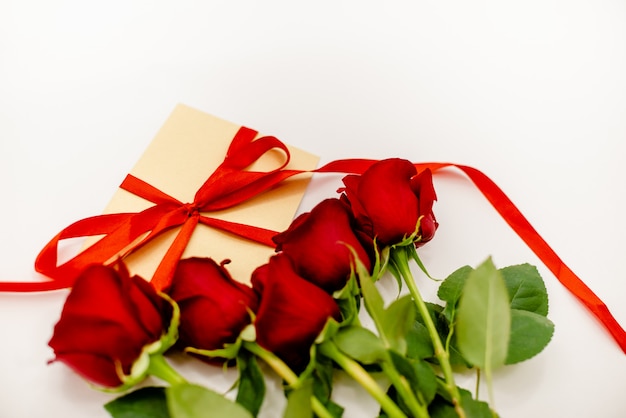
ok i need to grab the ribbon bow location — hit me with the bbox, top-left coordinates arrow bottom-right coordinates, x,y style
0,128 -> 624,353
19,127 -> 301,292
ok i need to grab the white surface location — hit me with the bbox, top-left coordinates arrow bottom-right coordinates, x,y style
1,1 -> 625,417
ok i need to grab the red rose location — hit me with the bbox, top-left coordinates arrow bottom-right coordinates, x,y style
251,255 -> 342,372
166,257 -> 259,352
411,168 -> 438,245
340,159 -> 438,247
272,198 -> 372,293
48,263 -> 171,388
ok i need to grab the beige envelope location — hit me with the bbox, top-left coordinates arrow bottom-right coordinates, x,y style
98,104 -> 319,284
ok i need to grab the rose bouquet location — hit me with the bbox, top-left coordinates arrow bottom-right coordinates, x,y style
46,158 -> 559,418
3,108 -> 622,417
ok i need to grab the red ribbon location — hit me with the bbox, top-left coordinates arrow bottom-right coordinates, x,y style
1,129 -> 624,353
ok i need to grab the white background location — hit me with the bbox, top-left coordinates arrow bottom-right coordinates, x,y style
1,1 -> 625,417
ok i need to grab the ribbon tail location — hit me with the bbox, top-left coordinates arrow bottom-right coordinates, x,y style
199,216 -> 278,247
437,163 -> 626,353
0,277 -> 74,292
149,215 -> 278,291
150,216 -> 200,292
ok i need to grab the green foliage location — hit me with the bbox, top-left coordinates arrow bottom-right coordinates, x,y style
312,358 -> 345,418
456,258 -> 511,405
359,267 -> 386,328
283,379 -> 313,418
405,320 -> 435,360
236,351 -> 266,417
333,272 -> 361,327
380,296 -> 417,355
437,265 -> 473,324
359,270 -> 416,355
104,257 -> 554,418
333,326 -> 388,364
167,383 -> 253,418
500,264 -> 554,364
104,387 -> 169,418
388,350 -> 437,405
436,259 -> 553,370
500,264 -> 549,315
506,309 -> 554,364
429,388 -> 494,418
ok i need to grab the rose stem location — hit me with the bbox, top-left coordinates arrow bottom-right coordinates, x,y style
390,246 -> 466,418
318,341 -> 407,418
147,354 -> 187,386
242,341 -> 335,418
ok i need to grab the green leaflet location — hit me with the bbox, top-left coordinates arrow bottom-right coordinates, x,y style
104,387 -> 169,418
456,258 -> 511,375
500,264 -> 549,316
167,383 -> 253,418
506,309 -> 555,364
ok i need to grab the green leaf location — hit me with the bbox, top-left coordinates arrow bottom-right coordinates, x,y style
104,387 -> 169,418
438,265 -> 474,304
405,320 -> 434,360
414,302 -> 444,328
312,358 -> 344,418
380,295 -> 416,355
283,378 -> 313,418
167,383 -> 253,418
446,334 -> 472,368
500,264 -> 549,316
236,351 -> 266,417
506,309 -> 555,364
388,350 -> 438,405
437,266 -> 473,323
358,269 -> 417,355
429,388 -> 494,418
333,326 -> 388,364
413,360 -> 438,405
456,258 -> 511,371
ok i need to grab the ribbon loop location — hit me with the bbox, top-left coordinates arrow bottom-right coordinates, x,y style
194,134 -> 291,210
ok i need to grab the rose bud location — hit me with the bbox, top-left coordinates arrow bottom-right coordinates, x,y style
166,257 -> 259,353
340,158 -> 438,247
251,255 -> 342,372
48,263 -> 173,389
272,198 -> 372,293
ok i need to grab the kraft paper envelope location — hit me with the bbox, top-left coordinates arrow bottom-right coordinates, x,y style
98,104 -> 319,284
